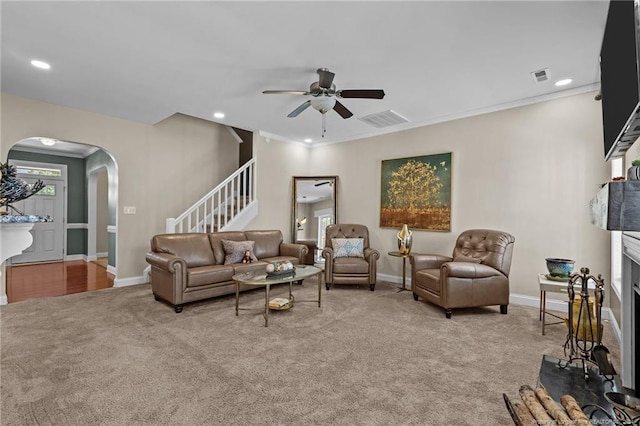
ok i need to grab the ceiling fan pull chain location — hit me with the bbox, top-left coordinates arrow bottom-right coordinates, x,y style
322,112 -> 326,138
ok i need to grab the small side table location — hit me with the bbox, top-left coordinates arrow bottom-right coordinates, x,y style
538,274 -> 596,335
388,251 -> 412,292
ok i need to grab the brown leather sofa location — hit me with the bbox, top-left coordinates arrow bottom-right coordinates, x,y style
410,229 -> 515,318
322,224 -> 380,291
146,230 -> 308,312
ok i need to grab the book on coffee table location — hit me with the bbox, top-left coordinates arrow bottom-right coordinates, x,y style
268,297 -> 291,310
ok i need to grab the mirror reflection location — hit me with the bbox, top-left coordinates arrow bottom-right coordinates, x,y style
292,176 -> 338,265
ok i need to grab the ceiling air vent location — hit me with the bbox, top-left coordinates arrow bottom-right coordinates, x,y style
358,110 -> 410,128
531,68 -> 550,83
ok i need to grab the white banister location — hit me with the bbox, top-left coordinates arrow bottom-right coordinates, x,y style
166,159 -> 256,234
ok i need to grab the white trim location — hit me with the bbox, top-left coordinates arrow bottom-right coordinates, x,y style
65,254 -> 85,261
107,225 -> 117,233
113,275 -> 146,287
606,307 -> 622,347
86,255 -> 97,261
107,265 -> 116,275
0,294 -> 7,306
96,252 -> 108,258
66,223 -> 88,230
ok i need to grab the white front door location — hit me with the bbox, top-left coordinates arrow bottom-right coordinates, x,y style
9,161 -> 66,264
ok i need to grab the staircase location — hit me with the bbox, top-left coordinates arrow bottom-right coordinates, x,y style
165,159 -> 257,234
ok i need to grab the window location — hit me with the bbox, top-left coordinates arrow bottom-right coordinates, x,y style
16,166 -> 62,177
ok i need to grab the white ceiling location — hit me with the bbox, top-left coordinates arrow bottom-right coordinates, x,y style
1,1 -> 609,146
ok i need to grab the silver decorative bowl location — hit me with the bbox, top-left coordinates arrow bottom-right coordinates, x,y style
604,392 -> 640,425
545,258 -> 575,281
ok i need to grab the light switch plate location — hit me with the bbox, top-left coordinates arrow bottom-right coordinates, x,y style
123,206 -> 136,214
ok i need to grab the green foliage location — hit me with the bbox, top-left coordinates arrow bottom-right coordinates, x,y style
632,159 -> 640,167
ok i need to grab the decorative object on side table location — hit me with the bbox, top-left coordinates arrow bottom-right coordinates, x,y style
0,162 -> 45,215
544,257 -> 575,281
397,223 -> 412,255
628,159 -> 640,180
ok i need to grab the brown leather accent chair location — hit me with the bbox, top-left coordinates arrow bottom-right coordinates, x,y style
322,224 -> 380,291
410,229 -> 515,318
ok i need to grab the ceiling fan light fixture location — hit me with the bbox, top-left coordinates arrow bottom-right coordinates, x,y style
310,97 -> 336,114
39,137 -> 57,146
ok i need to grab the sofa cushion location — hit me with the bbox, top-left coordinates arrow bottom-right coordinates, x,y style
333,257 -> 369,274
209,232 -> 247,264
222,240 -> 258,264
332,238 -> 364,258
187,265 -> 235,287
261,256 -> 300,265
152,233 -> 215,268
244,230 -> 283,259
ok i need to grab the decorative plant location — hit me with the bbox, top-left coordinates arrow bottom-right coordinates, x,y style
632,159 -> 640,167
0,162 -> 44,215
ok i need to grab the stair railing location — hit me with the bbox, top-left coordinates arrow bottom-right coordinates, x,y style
166,159 -> 255,233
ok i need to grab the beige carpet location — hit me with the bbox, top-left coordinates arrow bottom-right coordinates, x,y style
0,279 -> 619,425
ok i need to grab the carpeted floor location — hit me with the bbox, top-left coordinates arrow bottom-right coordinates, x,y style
0,279 -> 620,425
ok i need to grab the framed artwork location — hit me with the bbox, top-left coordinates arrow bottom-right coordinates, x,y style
380,152 -> 452,231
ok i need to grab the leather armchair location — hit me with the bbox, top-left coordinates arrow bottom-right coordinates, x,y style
410,229 -> 515,318
322,224 -> 380,291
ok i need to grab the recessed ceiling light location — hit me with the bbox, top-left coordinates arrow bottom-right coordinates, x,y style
213,112 -> 225,119
554,78 -> 573,87
304,138 -> 312,143
30,60 -> 51,70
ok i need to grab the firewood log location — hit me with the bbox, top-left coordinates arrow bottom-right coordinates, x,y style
511,400 -> 538,426
560,395 -> 591,425
519,385 -> 554,424
535,387 -> 571,423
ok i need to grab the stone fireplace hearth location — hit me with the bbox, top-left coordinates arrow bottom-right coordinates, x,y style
621,231 -> 639,391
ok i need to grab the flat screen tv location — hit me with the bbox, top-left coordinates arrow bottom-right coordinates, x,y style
600,0 -> 640,159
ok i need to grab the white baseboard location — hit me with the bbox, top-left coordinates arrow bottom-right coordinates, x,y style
142,265 -> 151,282
377,273 -> 405,285
113,275 -> 147,287
0,294 -> 7,306
96,252 -> 108,258
65,254 -> 85,261
86,255 -> 97,261
107,265 -> 116,275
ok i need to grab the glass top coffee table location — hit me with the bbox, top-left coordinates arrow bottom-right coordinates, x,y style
233,264 -> 323,327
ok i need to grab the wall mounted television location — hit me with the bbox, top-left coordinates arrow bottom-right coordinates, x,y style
600,0 -> 640,160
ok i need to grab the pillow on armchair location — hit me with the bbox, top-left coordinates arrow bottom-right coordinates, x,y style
332,238 -> 364,258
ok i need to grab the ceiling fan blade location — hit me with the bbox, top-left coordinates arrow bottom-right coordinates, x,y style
336,89 -> 385,99
317,68 -> 335,89
287,100 -> 311,118
263,90 -> 310,95
314,181 -> 330,187
333,100 -> 354,119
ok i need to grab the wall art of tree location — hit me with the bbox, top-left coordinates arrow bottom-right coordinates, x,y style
380,153 -> 451,231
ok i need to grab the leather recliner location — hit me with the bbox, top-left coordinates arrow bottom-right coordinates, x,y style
322,224 -> 380,291
410,229 -> 515,318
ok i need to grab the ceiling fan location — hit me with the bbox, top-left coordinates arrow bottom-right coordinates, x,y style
314,181 -> 332,187
263,68 -> 385,137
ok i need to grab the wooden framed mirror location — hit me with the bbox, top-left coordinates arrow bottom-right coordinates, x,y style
292,176 -> 338,263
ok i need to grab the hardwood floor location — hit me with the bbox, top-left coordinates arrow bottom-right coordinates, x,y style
6,260 -> 115,303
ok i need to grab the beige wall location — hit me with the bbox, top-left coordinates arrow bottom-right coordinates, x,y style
1,93 -> 239,282
250,91 -> 611,299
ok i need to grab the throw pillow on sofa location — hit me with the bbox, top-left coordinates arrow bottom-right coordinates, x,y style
332,238 -> 364,258
222,240 -> 258,264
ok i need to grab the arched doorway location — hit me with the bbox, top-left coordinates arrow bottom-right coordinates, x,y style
3,137 -> 119,303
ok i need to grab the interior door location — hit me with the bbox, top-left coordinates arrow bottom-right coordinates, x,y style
9,165 -> 65,264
